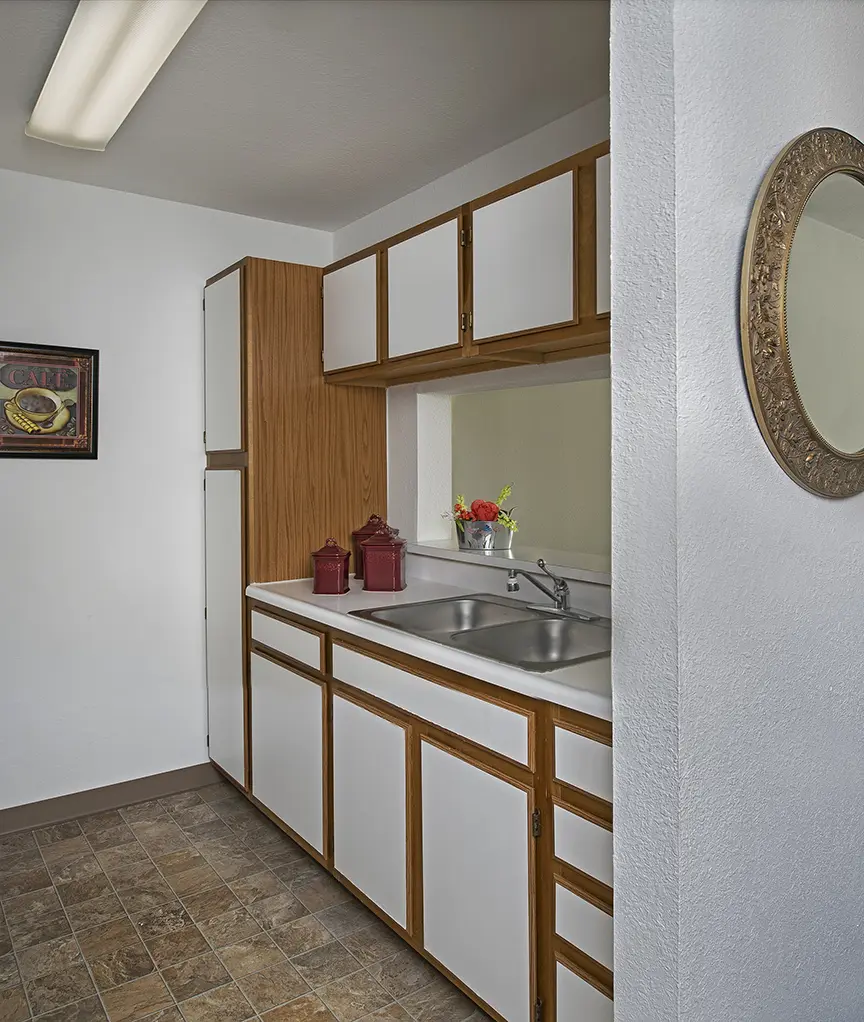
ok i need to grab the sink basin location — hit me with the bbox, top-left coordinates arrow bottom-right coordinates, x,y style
353,595 -> 538,636
351,594 -> 610,673
451,617 -> 611,672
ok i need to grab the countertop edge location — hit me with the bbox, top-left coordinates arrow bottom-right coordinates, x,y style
246,581 -> 612,721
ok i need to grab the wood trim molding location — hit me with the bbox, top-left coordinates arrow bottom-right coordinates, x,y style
206,258 -> 248,287
554,937 -> 613,1001
554,858 -> 613,914
552,705 -> 612,746
206,451 -> 248,469
0,763 -> 221,837
552,786 -> 612,830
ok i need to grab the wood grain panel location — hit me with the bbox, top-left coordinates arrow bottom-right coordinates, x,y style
243,258 -> 387,582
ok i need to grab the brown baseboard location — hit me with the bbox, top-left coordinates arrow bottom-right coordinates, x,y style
0,763 -> 220,836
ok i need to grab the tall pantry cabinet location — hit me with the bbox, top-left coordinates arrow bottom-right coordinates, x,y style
203,257 -> 387,788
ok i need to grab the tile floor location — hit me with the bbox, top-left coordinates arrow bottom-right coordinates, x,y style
0,782 -> 490,1022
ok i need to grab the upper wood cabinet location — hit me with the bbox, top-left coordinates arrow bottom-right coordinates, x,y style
472,171 -> 574,342
322,141 -> 610,387
204,268 -> 243,452
387,216 -> 461,359
323,254 -> 378,372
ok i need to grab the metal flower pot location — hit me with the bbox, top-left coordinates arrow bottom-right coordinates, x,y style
456,520 -> 514,552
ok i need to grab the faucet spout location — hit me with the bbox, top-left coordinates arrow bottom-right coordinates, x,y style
507,560 -> 570,612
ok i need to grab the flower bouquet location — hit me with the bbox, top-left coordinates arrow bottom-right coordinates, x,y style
443,485 -> 518,551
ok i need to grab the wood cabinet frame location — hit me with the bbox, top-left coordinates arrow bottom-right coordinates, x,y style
211,599 -> 613,1022
322,141 -> 610,388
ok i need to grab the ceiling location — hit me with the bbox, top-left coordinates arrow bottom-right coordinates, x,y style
0,0 -> 609,230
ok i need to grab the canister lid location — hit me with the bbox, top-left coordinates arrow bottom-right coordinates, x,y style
312,537 -> 349,558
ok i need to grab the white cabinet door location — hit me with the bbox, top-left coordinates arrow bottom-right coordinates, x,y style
595,153 -> 611,316
388,219 -> 460,358
421,741 -> 531,1022
204,269 -> 242,452
250,654 -> 324,854
333,696 -> 408,927
323,255 -> 378,372
472,172 -> 574,341
556,962 -> 613,1022
204,469 -> 245,786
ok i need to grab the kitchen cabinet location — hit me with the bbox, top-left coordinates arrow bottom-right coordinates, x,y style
472,172 -> 574,342
323,254 -> 378,372
595,153 -> 611,316
204,468 -> 245,786
421,739 -> 532,1022
556,962 -> 613,1022
250,652 -> 324,853
204,267 -> 243,452
387,217 -> 461,359
333,694 -> 409,929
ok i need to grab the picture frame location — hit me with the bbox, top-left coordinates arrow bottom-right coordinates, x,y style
0,341 -> 99,458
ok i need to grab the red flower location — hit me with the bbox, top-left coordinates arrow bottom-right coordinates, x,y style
471,500 -> 499,522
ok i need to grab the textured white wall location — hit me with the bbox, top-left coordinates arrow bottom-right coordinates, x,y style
613,1 -> 864,1019
0,169 -> 331,810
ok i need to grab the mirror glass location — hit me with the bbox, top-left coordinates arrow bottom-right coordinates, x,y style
786,171 -> 864,454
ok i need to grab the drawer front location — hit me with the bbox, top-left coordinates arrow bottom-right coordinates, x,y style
556,962 -> 613,1022
332,644 -> 529,765
555,726 -> 612,802
555,884 -> 613,972
252,611 -> 324,673
554,806 -> 613,888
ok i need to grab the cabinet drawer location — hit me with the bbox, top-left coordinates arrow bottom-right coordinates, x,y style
555,884 -> 613,972
554,806 -> 612,888
332,644 -> 530,765
251,611 -> 324,673
555,726 -> 612,802
556,962 -> 612,1022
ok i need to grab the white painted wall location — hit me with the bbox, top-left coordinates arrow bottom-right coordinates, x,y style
333,98 -> 610,258
0,169 -> 331,810
612,1 -> 864,1020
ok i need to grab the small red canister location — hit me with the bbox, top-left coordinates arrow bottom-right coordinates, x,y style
311,538 -> 350,595
351,513 -> 385,580
361,526 -> 407,592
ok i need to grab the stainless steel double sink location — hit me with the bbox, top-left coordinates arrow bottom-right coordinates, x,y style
350,594 -> 611,673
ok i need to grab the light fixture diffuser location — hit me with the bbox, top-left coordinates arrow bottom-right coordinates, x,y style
25,0 -> 208,151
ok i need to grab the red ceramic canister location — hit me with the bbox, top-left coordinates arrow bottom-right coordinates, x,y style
351,513 -> 385,580
311,538 -> 350,595
361,526 -> 407,592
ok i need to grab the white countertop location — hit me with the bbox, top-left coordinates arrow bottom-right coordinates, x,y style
247,577 -> 612,721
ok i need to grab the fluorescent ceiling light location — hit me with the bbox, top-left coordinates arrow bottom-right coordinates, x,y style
26,0 -> 208,151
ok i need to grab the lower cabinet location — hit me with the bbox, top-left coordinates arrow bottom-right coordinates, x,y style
421,739 -> 532,1022
332,695 -> 409,928
250,653 -> 324,854
556,962 -> 613,1022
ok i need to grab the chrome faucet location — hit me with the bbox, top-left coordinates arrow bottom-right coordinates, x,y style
507,559 -> 571,611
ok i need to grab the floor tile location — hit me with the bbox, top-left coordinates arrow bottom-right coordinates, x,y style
132,903 -> 192,942
0,866 -> 53,901
0,954 -> 19,991
366,951 -> 437,1001
398,978 -> 477,1022
41,837 -> 90,866
195,784 -> 235,804
26,962 -> 95,1016
177,982 -> 254,1022
86,825 -> 137,854
101,973 -> 173,1022
162,952 -> 229,1002
35,994 -> 108,1021
56,875 -> 113,909
131,824 -> 188,859
137,1010 -> 182,1022
248,893 -> 308,931
95,846 -> 148,876
117,879 -> 176,915
316,971 -> 391,1022
18,934 -> 82,981
338,923 -> 406,968
0,850 -> 44,880
290,943 -> 360,989
79,811 -> 125,835
208,854 -> 267,884
272,860 -> 327,892
90,942 -> 156,991
152,851 -> 205,879
236,961 -> 308,1013
217,932 -> 286,980
106,862 -> 160,894
356,1005 -> 411,1022
293,878 -> 351,915
163,866 -> 220,900
229,872 -> 286,907
119,803 -> 167,827
270,918 -> 333,959
170,807 -> 219,833
160,793 -> 202,814
48,854 -> 103,886
0,985 -> 29,1022
144,927 -> 209,971
66,894 -> 126,932
3,887 -> 62,923
198,908 -> 260,951
77,918 -> 140,963
260,993 -> 336,1022
183,887 -> 240,923
0,833 -> 36,858
313,900 -> 374,940
0,926 -> 9,960
35,823 -> 83,847
9,911 -> 71,951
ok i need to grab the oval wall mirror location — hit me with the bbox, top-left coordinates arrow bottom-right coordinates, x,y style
741,127 -> 864,497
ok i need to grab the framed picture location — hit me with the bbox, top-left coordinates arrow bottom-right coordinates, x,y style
0,341 -> 99,458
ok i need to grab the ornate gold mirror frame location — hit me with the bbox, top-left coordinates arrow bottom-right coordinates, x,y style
740,127 -> 864,498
